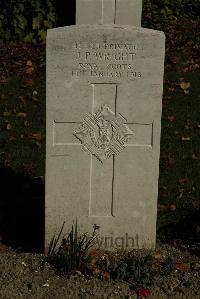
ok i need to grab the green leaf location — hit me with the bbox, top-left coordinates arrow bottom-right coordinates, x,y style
32,17 -> 40,30
24,33 -> 33,43
17,15 -> 27,30
38,29 -> 46,41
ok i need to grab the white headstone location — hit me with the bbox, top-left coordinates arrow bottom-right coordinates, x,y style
46,0 -> 165,250
76,0 -> 142,26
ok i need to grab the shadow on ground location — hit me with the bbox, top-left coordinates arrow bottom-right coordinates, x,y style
0,166 -> 44,252
0,167 -> 199,256
157,210 -> 200,256
55,0 -> 76,27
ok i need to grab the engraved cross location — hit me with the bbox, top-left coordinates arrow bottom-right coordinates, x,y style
53,84 -> 153,217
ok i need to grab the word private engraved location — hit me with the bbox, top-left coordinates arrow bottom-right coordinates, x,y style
74,104 -> 134,163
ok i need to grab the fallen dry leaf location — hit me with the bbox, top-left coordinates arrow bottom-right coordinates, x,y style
26,60 -> 33,66
178,193 -> 183,199
18,96 -> 27,104
184,90 -> 190,94
0,77 -> 10,84
102,254 -> 111,268
179,178 -> 187,185
175,263 -> 190,272
32,95 -> 39,103
162,191 -> 170,198
31,132 -> 43,141
167,115 -> 175,122
0,244 -> 7,253
193,201 -> 200,209
26,66 -> 34,75
183,67 -> 189,72
165,96 -> 172,100
102,271 -> 110,282
92,266 -> 101,275
24,121 -> 29,127
16,112 -> 27,118
87,249 -> 103,270
154,253 -> 162,260
168,157 -> 176,166
74,270 -> 82,276
180,81 -> 191,90
181,137 -> 191,141
192,153 -> 198,160
193,64 -> 199,70
6,123 -> 12,130
22,78 -> 33,86
3,112 -> 11,117
158,204 -> 168,211
89,249 -> 103,260
169,204 -> 176,211
86,262 -> 94,270
35,141 -> 42,149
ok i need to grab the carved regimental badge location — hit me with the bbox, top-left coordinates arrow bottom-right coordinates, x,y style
74,105 -> 134,163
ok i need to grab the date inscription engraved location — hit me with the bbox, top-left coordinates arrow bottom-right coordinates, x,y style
74,104 -> 134,163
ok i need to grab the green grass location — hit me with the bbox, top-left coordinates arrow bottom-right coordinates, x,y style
46,220 -> 99,275
158,70 -> 200,228
0,75 -> 45,177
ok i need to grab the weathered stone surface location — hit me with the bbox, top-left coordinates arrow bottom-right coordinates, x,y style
76,0 -> 142,26
115,0 -> 142,26
46,25 -> 165,250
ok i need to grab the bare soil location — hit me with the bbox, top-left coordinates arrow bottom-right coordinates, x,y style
0,244 -> 200,299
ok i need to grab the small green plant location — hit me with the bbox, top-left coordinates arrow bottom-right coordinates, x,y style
143,0 -> 200,20
161,257 -> 174,275
46,223 -> 176,291
47,221 -> 65,256
108,255 -> 154,289
47,220 -> 99,274
0,0 -> 57,42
